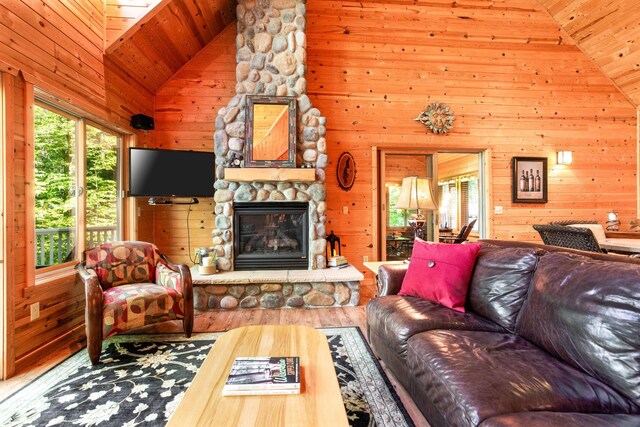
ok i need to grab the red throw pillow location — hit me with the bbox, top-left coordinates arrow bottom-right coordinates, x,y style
399,240 -> 482,312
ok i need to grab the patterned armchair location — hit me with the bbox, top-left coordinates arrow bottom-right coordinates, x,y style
78,241 -> 193,364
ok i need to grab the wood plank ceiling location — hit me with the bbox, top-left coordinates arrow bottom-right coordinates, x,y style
106,0 -> 640,107
538,0 -> 640,107
105,0 -> 236,93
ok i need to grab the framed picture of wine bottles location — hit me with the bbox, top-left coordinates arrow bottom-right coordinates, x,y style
512,157 -> 548,203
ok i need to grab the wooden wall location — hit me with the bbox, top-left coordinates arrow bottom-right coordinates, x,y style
0,0 -> 154,377
2,0 -> 638,377
152,0 -> 636,277
307,0 -> 637,259
152,24 -> 237,263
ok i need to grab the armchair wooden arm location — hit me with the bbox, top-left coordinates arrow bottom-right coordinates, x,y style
157,253 -> 193,338
78,263 -> 104,365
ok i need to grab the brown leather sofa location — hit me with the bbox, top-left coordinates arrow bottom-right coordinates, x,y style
366,240 -> 640,427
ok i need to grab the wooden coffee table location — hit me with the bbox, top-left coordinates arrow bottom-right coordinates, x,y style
166,325 -> 349,426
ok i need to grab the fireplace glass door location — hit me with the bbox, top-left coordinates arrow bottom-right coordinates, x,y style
233,202 -> 309,270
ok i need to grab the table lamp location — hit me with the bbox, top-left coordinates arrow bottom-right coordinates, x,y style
395,176 -> 437,239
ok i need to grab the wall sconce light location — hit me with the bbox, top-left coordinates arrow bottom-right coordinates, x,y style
557,151 -> 573,165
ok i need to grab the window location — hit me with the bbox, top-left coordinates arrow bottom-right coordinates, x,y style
85,124 -> 120,248
439,175 -> 478,232
34,103 -> 122,269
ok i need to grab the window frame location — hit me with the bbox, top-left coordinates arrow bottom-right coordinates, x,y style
32,99 -> 124,278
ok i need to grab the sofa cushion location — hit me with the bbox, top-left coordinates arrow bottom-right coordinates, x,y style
366,295 -> 504,360
516,252 -> 640,406
479,412 -> 640,427
399,240 -> 482,312
406,330 -> 638,427
467,246 -> 539,331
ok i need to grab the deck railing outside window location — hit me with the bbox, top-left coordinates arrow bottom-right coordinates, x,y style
36,226 -> 117,267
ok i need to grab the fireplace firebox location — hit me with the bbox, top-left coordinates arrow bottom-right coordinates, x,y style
233,202 -> 309,270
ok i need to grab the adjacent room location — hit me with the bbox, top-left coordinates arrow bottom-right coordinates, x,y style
1,0 -> 639,426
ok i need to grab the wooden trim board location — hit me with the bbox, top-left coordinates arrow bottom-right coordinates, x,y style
1,73 -> 16,379
224,168 -> 316,182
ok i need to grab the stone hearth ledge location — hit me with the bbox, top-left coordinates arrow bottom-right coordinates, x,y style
191,266 -> 363,284
191,266 -> 364,310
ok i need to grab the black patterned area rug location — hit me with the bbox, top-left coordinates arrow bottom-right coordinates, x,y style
0,327 -> 414,427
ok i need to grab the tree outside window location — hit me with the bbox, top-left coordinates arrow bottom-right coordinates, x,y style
34,104 -> 121,268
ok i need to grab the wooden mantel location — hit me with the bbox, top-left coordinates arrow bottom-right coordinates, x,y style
224,168 -> 316,182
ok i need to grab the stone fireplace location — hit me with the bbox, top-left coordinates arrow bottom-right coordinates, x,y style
211,0 -> 327,272
193,0 -> 364,310
234,201 -> 309,270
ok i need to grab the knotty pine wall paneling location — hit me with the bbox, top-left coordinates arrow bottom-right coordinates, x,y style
152,24 -> 237,263
149,1 -> 637,286
1,72 -> 16,379
0,0 -> 155,377
306,0 -> 637,266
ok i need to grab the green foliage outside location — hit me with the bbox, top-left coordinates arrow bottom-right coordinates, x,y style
85,126 -> 118,227
388,186 -> 406,227
34,106 -> 76,229
34,106 -> 118,231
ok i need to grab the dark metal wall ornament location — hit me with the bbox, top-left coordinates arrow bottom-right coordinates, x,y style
336,152 -> 356,191
414,102 -> 455,134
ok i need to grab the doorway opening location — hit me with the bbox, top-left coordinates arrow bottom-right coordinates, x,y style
437,152 -> 483,243
375,149 -> 487,261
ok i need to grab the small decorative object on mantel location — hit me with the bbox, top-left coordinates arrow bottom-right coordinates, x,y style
606,211 -> 620,231
630,218 -> 640,232
337,152 -> 356,191
414,102 -> 455,134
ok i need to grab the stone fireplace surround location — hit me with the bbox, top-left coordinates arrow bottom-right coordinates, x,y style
199,0 -> 364,309
212,0 -> 328,272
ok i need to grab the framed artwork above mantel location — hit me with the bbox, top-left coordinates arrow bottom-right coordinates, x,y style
511,157 -> 547,203
244,95 -> 296,168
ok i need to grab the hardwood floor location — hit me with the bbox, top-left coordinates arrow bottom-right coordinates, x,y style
0,301 -> 430,426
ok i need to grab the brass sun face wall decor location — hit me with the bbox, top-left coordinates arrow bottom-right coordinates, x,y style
414,102 -> 455,134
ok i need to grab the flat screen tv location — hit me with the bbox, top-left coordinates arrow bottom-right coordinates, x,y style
129,148 -> 214,197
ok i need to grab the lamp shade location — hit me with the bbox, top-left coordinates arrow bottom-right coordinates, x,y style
395,176 -> 437,211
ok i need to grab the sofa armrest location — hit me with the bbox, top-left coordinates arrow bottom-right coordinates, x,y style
377,264 -> 409,296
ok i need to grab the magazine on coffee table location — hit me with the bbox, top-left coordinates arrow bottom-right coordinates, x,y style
222,356 -> 300,396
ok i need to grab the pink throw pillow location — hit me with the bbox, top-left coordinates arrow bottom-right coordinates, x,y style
398,240 -> 482,312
